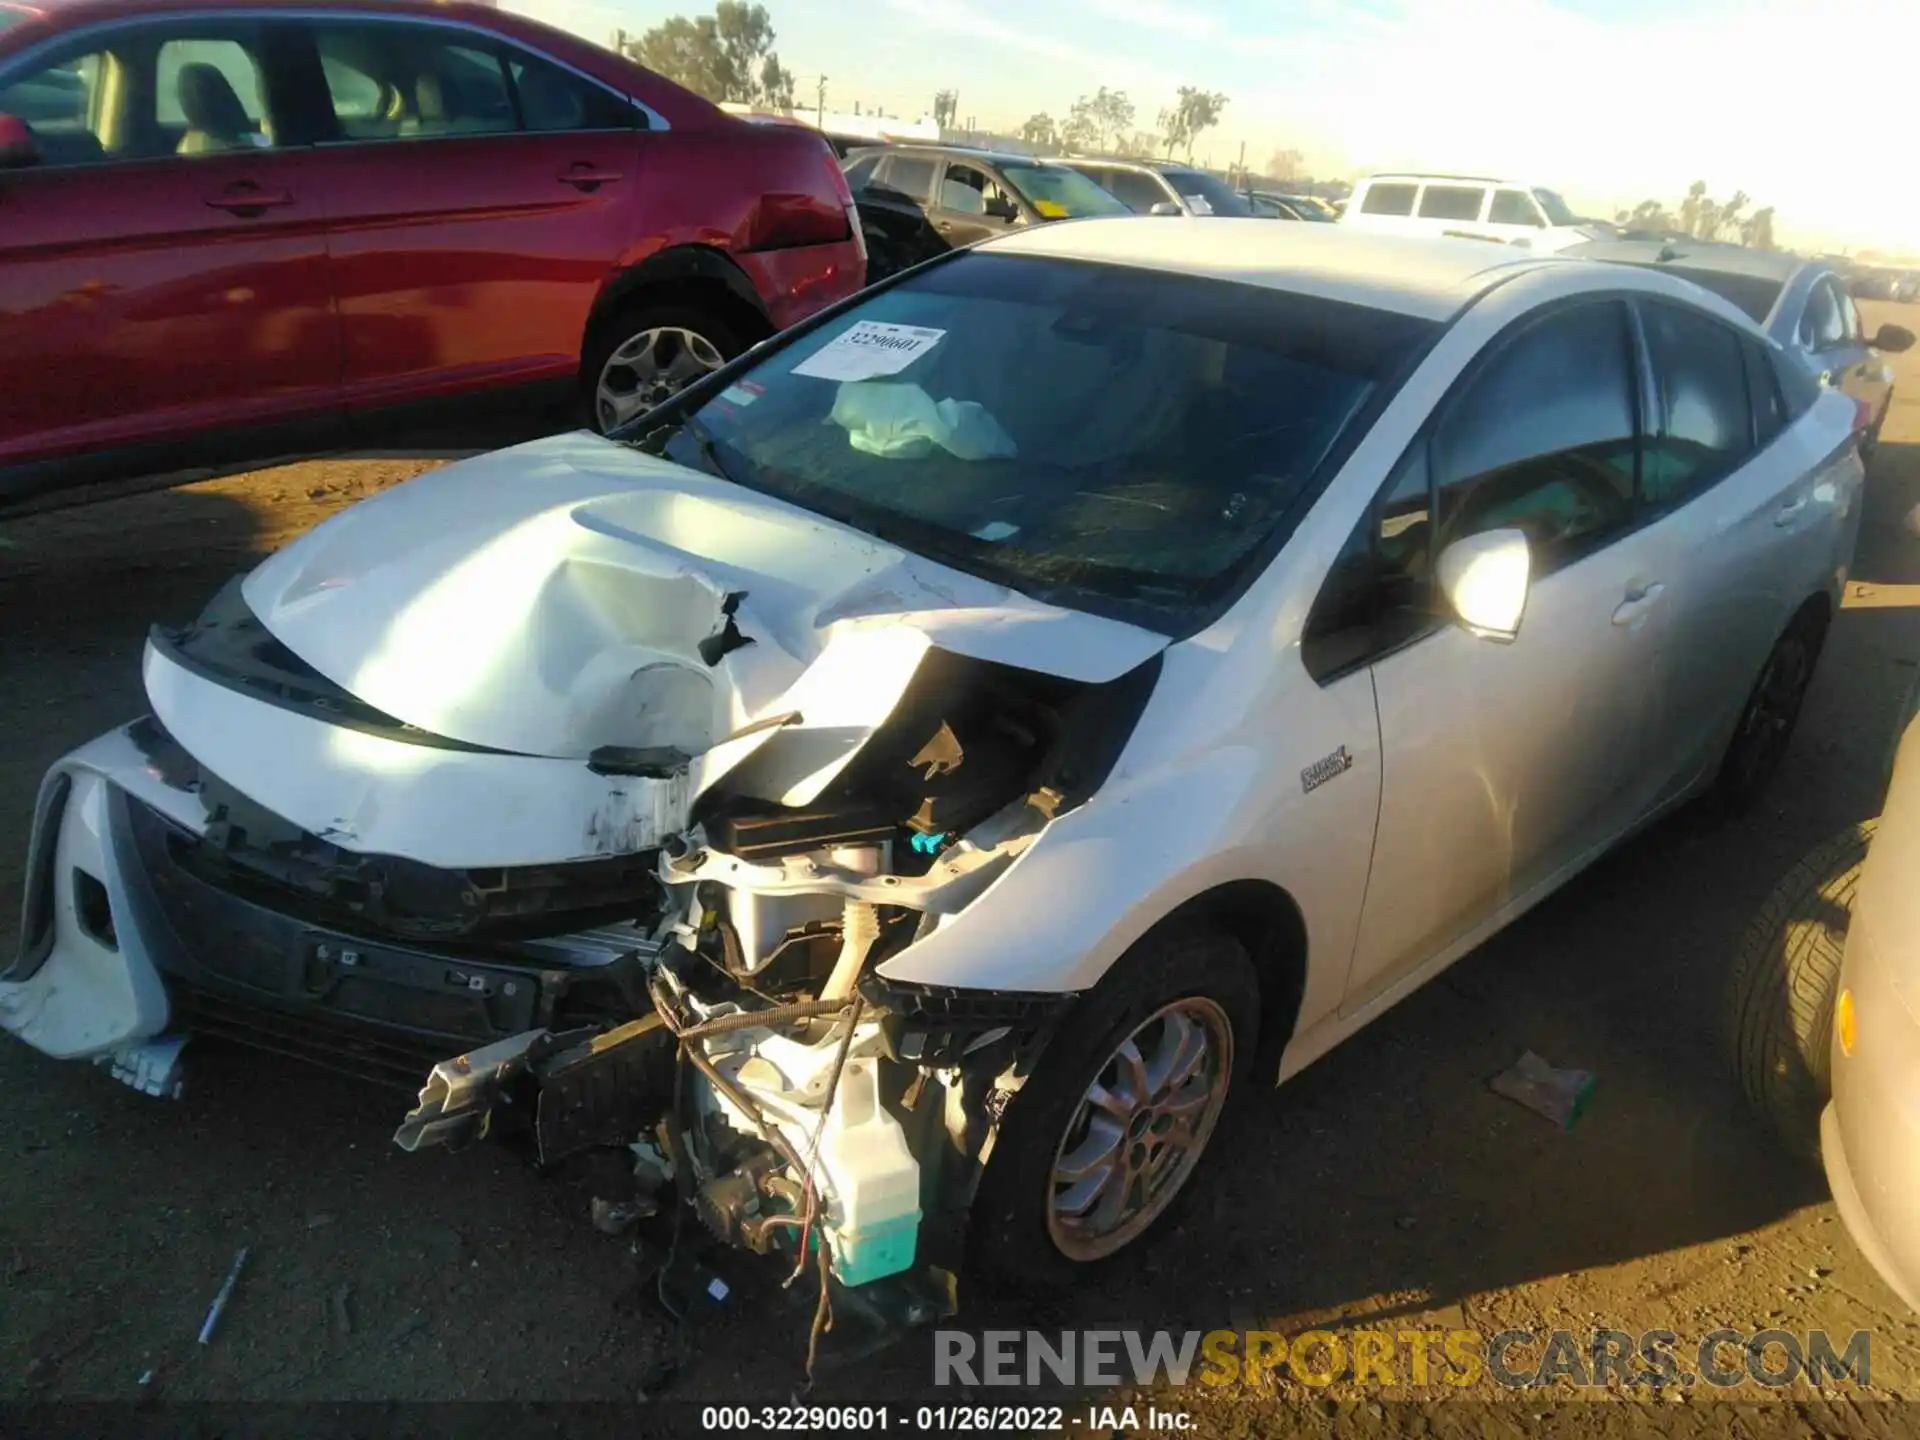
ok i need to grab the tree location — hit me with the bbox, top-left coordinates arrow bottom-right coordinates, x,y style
1063,87 -> 1135,153
1742,206 -> 1778,252
1158,85 -> 1227,161
1696,197 -> 1722,241
1714,189 -> 1749,241
933,89 -> 959,131
1620,185 -> 1778,248
628,2 -> 795,110
1119,129 -> 1161,159
1621,198 -> 1679,233
1677,180 -> 1707,240
1020,113 -> 1059,149
1265,148 -> 1303,183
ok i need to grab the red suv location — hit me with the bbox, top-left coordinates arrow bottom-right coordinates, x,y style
0,0 -> 866,503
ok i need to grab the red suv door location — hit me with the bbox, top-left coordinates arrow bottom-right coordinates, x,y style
292,15 -> 646,421
0,17 -> 339,488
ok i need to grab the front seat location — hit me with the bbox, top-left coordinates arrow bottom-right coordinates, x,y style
175,62 -> 259,154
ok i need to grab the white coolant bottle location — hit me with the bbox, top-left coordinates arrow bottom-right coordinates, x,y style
816,1057 -> 922,1286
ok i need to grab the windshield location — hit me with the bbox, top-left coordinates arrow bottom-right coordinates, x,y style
627,254 -> 1436,630
1000,162 -> 1131,219
1532,188 -> 1580,226
1160,169 -> 1255,217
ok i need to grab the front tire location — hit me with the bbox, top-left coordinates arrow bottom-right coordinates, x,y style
1723,822 -> 1873,1161
581,298 -> 747,434
969,929 -> 1259,1288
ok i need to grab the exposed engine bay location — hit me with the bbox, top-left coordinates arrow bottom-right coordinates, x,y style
3,438 -> 1179,1373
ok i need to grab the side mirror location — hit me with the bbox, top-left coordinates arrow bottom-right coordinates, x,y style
1148,201 -> 1183,217
1872,324 -> 1915,355
0,114 -> 41,169
1437,528 -> 1531,642
984,196 -> 1019,222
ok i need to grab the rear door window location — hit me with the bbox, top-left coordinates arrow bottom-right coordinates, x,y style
1744,340 -> 1789,446
875,154 -> 936,203
1418,185 -> 1485,222
312,21 -> 517,141
843,153 -> 881,191
1104,168 -> 1173,213
1360,182 -> 1416,216
1640,300 -> 1757,508
1489,189 -> 1540,226
507,51 -> 636,131
1800,279 -> 1847,351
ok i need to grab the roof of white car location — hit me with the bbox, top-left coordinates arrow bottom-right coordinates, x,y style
982,218 -> 1563,321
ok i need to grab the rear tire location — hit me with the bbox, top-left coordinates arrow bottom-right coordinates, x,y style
1707,607 -> 1826,815
580,296 -> 748,434
968,928 -> 1259,1290
1723,822 -> 1873,1161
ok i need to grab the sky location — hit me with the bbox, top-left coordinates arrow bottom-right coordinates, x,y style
508,0 -> 1920,256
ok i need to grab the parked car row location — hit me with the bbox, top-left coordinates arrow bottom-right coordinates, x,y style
0,0 -> 867,507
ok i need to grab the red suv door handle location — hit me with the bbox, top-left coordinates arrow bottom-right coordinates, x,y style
206,183 -> 294,215
559,163 -> 623,192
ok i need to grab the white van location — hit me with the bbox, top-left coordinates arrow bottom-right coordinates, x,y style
1340,174 -> 1599,252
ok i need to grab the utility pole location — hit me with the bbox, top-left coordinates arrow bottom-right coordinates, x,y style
611,27 -> 628,55
815,74 -> 827,129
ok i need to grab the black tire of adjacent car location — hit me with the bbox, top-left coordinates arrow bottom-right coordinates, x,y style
1706,606 -> 1827,815
967,927 -> 1260,1290
1723,820 -> 1875,1162
579,296 -> 748,435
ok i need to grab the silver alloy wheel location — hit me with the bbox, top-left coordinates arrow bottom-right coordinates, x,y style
594,325 -> 726,432
1046,996 -> 1234,1261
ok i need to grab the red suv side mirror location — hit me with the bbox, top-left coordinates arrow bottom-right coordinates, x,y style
0,114 -> 41,169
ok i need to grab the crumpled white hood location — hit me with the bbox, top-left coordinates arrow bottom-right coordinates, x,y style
240,432 -> 1167,766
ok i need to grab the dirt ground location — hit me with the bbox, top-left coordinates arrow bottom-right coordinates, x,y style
6,306 -> 1920,1435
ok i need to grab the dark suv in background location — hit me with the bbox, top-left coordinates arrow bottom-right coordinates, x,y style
0,0 -> 865,505
844,142 -> 1128,279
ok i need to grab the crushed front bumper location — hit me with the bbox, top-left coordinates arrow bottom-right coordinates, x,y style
3,720 -> 660,1096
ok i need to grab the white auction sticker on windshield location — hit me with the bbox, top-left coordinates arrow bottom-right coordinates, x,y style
792,322 -> 946,381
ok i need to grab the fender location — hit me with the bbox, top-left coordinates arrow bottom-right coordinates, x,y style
592,243 -> 771,331
874,745 -> 1317,997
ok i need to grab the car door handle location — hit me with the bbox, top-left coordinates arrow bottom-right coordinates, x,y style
559,163 -> 622,191
1774,497 -> 1809,527
1611,582 -> 1665,626
205,184 -> 293,214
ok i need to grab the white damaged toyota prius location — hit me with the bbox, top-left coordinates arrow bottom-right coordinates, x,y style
3,222 -> 1864,1329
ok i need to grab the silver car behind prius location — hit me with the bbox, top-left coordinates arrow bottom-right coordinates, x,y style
6,224 -> 1866,1338
1569,238 -> 1914,458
